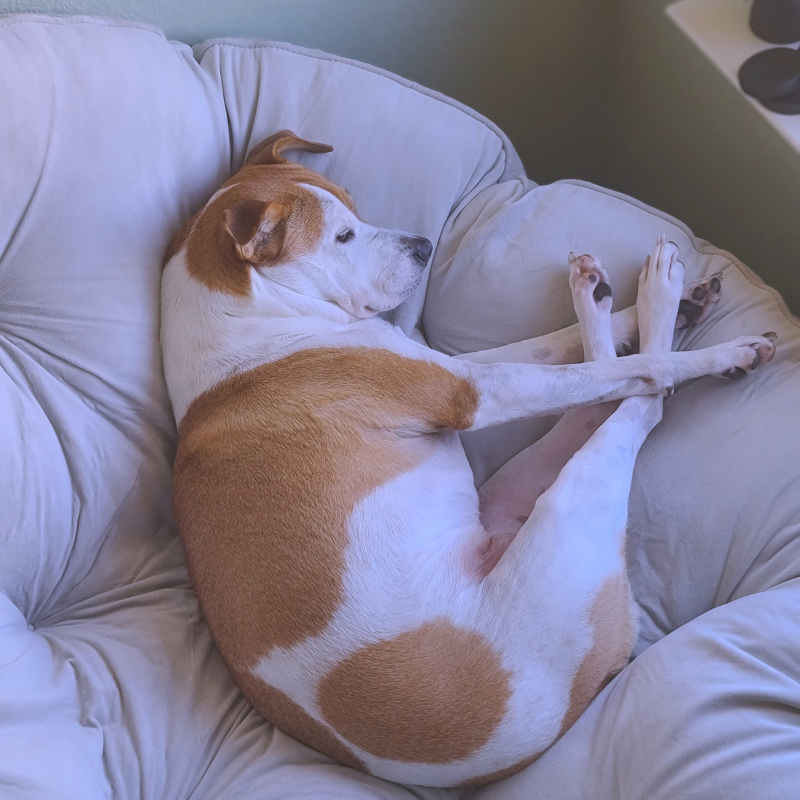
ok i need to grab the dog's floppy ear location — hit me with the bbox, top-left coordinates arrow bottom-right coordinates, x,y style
245,130 -> 333,167
222,198 -> 289,264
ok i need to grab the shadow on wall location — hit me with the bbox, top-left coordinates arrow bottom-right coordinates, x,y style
605,0 -> 800,311
2,0 -> 799,309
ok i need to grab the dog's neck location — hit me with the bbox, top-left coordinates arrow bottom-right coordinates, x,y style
248,275 -> 358,329
161,254 -> 392,426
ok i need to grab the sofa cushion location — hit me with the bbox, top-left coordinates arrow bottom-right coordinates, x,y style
1,12 -> 799,800
425,179 -> 800,648
478,579 -> 800,800
0,14 -> 511,800
192,36 -> 525,338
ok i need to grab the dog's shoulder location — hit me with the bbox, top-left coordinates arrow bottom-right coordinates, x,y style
179,322 -> 479,448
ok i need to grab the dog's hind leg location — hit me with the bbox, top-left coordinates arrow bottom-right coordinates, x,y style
476,239 -> 682,575
477,252 -> 624,564
472,241 -> 686,756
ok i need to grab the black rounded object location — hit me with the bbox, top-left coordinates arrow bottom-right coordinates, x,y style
759,84 -> 800,113
750,0 -> 800,45
738,47 -> 800,99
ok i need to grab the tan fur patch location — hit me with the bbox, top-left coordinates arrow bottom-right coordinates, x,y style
459,576 -> 633,786
558,575 -> 634,736
317,619 -> 511,764
234,671 -> 366,772
173,347 -> 479,758
174,161 -> 356,297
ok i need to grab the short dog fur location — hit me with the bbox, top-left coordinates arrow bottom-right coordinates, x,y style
161,132 -> 777,786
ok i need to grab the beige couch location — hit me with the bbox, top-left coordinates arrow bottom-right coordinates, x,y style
2,14 -> 799,800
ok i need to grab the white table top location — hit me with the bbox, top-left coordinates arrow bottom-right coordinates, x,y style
667,0 -> 800,153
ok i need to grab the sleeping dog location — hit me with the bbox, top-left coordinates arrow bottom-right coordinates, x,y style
161,131 -> 777,787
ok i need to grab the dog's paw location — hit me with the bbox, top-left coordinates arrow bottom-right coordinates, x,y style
637,236 -> 685,354
676,273 -> 723,330
568,252 -> 612,311
639,235 -> 685,304
718,332 -> 778,379
568,252 -> 616,362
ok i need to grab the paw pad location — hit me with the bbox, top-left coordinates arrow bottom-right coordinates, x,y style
675,272 -> 723,330
722,366 -> 747,380
593,282 -> 612,303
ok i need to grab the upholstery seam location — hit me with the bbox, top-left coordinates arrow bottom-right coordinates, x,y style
0,15 -> 517,181
194,39 -> 513,180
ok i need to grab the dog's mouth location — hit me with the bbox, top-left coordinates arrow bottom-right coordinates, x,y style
359,290 -> 413,318
348,265 -> 427,318
390,276 -> 425,310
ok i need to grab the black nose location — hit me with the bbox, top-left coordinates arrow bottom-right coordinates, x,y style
404,235 -> 433,266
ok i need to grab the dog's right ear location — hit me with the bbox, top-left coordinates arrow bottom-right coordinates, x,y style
245,130 -> 333,167
221,198 -> 290,265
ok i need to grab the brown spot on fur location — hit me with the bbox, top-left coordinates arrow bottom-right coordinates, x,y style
176,133 -> 355,296
459,751 -> 543,787
183,169 -> 328,296
318,619 -> 511,763
234,673 -> 366,771
173,347 -> 479,759
558,575 -> 633,737
563,339 -> 587,364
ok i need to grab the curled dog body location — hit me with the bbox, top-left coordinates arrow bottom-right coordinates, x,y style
161,131 -> 776,786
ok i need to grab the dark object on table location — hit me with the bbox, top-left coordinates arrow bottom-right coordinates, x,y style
758,85 -> 800,113
738,47 -> 800,98
750,0 -> 800,45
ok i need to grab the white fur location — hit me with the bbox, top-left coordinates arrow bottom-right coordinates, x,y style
161,176 -> 775,786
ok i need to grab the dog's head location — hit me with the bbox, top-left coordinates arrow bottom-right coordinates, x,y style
177,131 -> 432,318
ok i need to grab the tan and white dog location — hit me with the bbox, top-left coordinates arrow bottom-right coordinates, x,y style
161,131 -> 777,787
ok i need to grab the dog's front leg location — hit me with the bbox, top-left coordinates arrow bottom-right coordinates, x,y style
459,356 -> 662,430
454,307 -> 639,366
457,333 -> 775,431
454,273 -> 722,366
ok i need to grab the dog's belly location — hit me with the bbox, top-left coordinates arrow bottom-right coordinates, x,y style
245,441 -> 576,786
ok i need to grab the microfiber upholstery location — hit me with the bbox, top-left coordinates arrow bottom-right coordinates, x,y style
1,13 -> 799,800
429,182 -> 800,798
